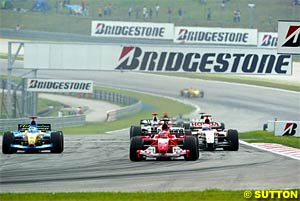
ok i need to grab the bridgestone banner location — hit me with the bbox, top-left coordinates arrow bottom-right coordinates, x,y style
27,79 -> 93,93
114,46 -> 292,74
278,21 -> 300,54
91,21 -> 174,40
258,32 -> 278,48
174,27 -> 257,45
274,121 -> 300,137
24,43 -> 292,75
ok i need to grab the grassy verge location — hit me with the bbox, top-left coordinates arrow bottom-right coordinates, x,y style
1,190 -> 299,201
240,130 -> 300,148
0,53 -> 23,60
37,97 -> 64,116
61,87 -> 194,134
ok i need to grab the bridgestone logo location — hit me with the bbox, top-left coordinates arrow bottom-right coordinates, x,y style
27,79 -> 93,93
91,21 -> 173,39
115,46 -> 292,74
174,27 -> 257,45
282,26 -> 300,47
95,23 -> 165,38
177,29 -> 248,43
260,33 -> 278,47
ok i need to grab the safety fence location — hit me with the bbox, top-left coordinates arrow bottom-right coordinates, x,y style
63,89 -> 142,121
106,100 -> 142,121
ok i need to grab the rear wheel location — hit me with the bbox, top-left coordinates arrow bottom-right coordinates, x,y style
50,131 -> 64,153
184,137 -> 199,161
2,132 -> 16,154
221,123 -> 225,130
183,123 -> 190,130
130,126 -> 142,139
130,137 -> 144,161
227,129 -> 239,151
185,129 -> 192,136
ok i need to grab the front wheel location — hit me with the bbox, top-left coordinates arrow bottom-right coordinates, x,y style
2,132 -> 16,154
227,129 -> 239,151
130,137 -> 144,161
184,137 -> 199,161
50,131 -> 64,153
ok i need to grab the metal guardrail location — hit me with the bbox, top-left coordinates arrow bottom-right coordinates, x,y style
0,115 -> 86,132
106,100 -> 142,122
64,89 -> 142,121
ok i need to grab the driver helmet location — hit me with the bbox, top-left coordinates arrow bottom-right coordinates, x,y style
28,126 -> 38,133
202,124 -> 211,131
160,130 -> 169,138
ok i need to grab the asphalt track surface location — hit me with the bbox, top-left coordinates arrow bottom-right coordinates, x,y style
1,66 -> 300,192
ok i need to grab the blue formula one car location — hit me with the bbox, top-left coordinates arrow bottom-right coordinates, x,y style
2,116 -> 64,154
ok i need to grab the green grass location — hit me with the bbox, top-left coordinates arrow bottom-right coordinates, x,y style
240,130 -> 300,148
61,87 -> 194,134
1,0 -> 299,34
161,73 -> 300,92
37,97 -> 64,116
0,53 -> 23,60
1,190 -> 299,201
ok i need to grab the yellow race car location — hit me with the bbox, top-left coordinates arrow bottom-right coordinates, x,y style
180,87 -> 204,98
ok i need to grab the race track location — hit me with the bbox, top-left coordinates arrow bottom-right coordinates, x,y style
0,68 -> 300,192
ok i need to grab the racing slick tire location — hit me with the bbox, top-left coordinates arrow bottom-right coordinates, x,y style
130,136 -> 144,162
221,123 -> 225,130
226,129 -> 239,151
263,123 -> 267,131
2,132 -> 16,154
185,129 -> 192,136
184,137 -> 199,161
180,90 -> 184,97
200,91 -> 204,98
183,123 -> 190,130
192,134 -> 199,148
58,131 -> 64,152
50,131 -> 64,153
130,126 -> 142,139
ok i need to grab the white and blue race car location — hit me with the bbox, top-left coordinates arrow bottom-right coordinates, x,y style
2,116 -> 64,154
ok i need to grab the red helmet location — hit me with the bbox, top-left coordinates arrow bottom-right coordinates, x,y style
160,130 -> 169,138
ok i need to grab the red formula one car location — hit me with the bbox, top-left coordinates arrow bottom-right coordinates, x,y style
130,119 -> 199,161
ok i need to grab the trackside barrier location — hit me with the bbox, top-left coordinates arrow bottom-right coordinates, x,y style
0,115 -> 86,132
106,100 -> 142,122
65,90 -> 139,106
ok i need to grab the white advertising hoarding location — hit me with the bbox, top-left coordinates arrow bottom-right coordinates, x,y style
258,32 -> 278,48
24,43 -> 292,75
174,27 -> 257,45
27,79 -> 93,93
91,21 -> 174,40
274,121 -> 300,137
277,21 -> 300,54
